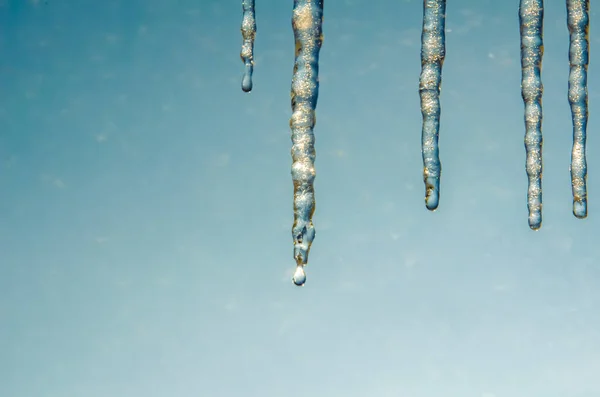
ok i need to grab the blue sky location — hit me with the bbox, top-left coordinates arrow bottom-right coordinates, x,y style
1,0 -> 600,396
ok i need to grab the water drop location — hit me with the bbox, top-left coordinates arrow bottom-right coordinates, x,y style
242,70 -> 253,93
292,265 -> 306,287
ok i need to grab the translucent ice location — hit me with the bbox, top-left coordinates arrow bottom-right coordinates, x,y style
519,0 -> 544,230
289,0 -> 323,285
240,0 -> 256,92
419,0 -> 446,211
567,0 -> 589,219
292,265 -> 307,287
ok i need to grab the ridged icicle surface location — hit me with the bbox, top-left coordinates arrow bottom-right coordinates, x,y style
419,0 -> 446,211
289,0 -> 324,286
519,0 -> 544,230
567,0 -> 589,219
240,0 -> 256,92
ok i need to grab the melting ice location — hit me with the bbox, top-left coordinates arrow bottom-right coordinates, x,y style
519,0 -> 544,230
419,0 -> 446,211
567,0 -> 589,219
237,0 -> 593,287
289,0 -> 324,286
240,0 -> 256,92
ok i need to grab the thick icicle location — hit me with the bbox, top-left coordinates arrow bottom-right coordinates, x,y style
519,0 -> 544,230
419,0 -> 446,211
567,0 -> 589,219
290,0 -> 324,286
240,0 -> 256,92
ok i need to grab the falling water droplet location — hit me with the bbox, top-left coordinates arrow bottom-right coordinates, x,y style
567,0 -> 589,219
292,265 -> 307,286
240,0 -> 256,92
289,0 -> 323,283
519,0 -> 544,230
419,0 -> 446,211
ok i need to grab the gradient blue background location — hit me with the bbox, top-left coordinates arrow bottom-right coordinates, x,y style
1,1 -> 600,396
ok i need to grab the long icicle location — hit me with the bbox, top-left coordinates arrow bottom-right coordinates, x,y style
519,0 -> 544,230
290,0 -> 324,287
240,0 -> 256,92
419,0 -> 446,211
567,0 -> 589,219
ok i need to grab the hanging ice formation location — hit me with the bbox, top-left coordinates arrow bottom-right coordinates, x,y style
289,0 -> 324,287
236,1 -> 594,286
240,0 -> 256,92
519,0 -> 544,230
239,0 -> 323,287
419,0 -> 446,211
567,0 -> 589,219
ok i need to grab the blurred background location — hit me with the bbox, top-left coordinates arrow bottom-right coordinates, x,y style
1,0 -> 600,396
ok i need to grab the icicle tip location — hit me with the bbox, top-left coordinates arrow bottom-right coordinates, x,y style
573,198 -> 587,219
425,176 -> 440,211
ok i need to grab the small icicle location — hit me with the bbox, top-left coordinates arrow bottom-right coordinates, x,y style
567,0 -> 589,219
289,0 -> 324,286
419,0 -> 446,211
519,0 -> 544,230
240,0 -> 256,92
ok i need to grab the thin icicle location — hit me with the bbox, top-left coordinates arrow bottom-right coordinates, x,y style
519,0 -> 544,230
419,0 -> 446,211
240,0 -> 256,92
290,0 -> 324,287
567,0 -> 589,219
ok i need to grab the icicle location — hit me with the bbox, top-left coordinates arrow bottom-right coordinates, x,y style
519,0 -> 544,230
419,0 -> 446,211
289,0 -> 324,287
567,0 -> 589,219
240,0 -> 256,92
